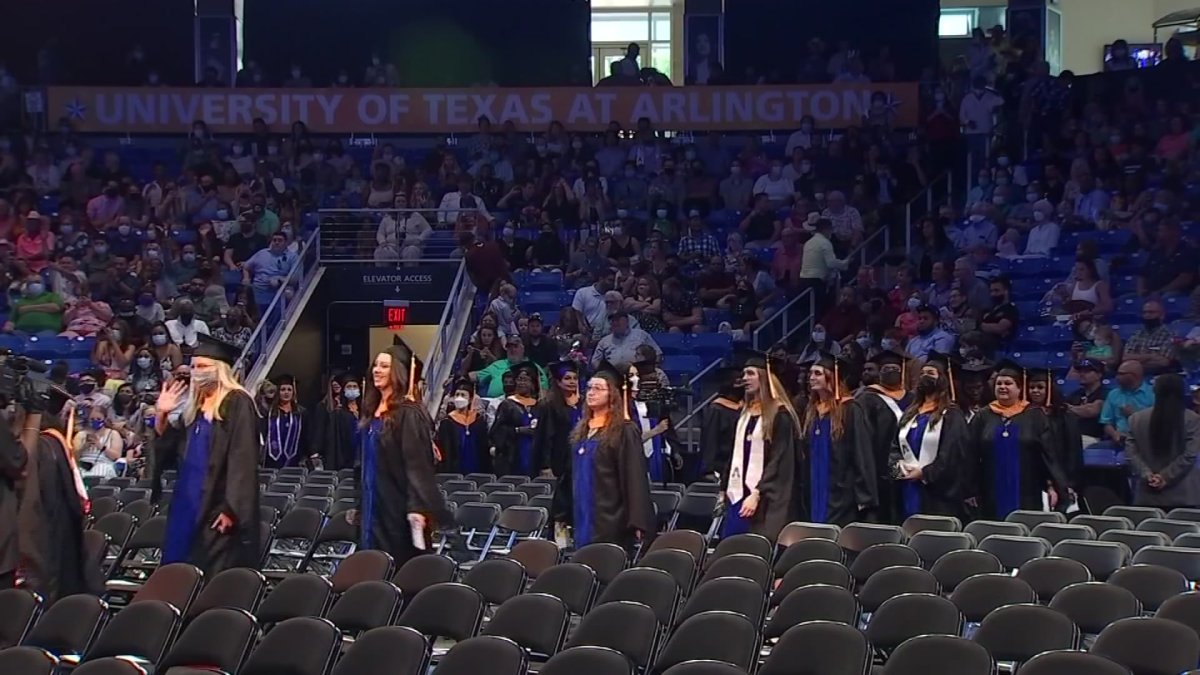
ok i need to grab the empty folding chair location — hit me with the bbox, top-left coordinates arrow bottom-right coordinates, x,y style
565,544 -> 628,587
765,585 -> 860,640
446,502 -> 502,555
65,659 -> 146,675
477,506 -> 547,559
22,594 -> 108,661
509,539 -> 559,578
262,506 -> 324,579
1139,518 -> 1200,542
1071,514 -> 1136,538
646,530 -> 708,568
276,466 -> 307,481
848,543 -> 921,585
541,646 -> 636,675
1110,564 -> 1190,613
259,491 -> 296,515
255,574 -> 333,628
566,601 -> 659,669
651,491 -> 681,530
1134,545 -> 1200,583
89,496 -> 119,524
529,563 -> 598,616
0,647 -> 57,675
89,485 -> 119,502
865,593 -> 963,657
486,491 -> 529,510
650,611 -> 759,675
1017,650 -> 1133,675
328,499 -> 356,518
836,523 -> 905,557
950,574 -> 1037,624
259,505 -> 281,525
1031,523 -> 1096,547
760,621 -> 873,675
104,515 -> 168,599
185,567 -> 266,621
1168,508 -> 1200,524
1052,539 -> 1132,581
908,531 -> 975,569
115,487 -> 150,505
1104,505 -> 1167,527
1156,591 -> 1200,641
1092,617 -> 1200,675
448,490 -> 484,505
462,472 -> 495,485
636,549 -> 698,595
0,588 -> 42,648
328,550 -> 395,594
304,511 -> 361,576
82,529 -> 109,581
73,600 -> 180,669
1016,556 -> 1093,603
596,567 -> 681,627
1007,509 -> 1066,530
395,582 -> 486,645
698,553 -> 772,591
675,576 -> 765,627
1176,533 -> 1200,549
483,593 -> 571,657
299,484 -> 334,500
269,482 -> 301,498
972,603 -> 1079,666
882,635 -> 994,675
296,495 -> 333,513
118,499 -> 154,523
930,549 -> 1004,593
496,476 -> 528,488
326,580 -> 404,638
436,473 -> 466,487
964,519 -> 1029,541
130,562 -> 204,616
463,558 -> 528,607
778,521 -> 841,545
858,566 -> 940,614
773,539 -> 844,577
1049,582 -> 1141,637
673,493 -> 721,539
159,607 -> 258,674
978,535 -> 1051,571
708,533 -> 774,567
660,663 -> 745,674
772,560 -> 852,607
1100,529 -> 1171,555
528,494 -> 554,514
330,626 -> 429,675
391,554 -> 458,600
480,481 -> 513,496
901,514 -> 962,538
239,616 -> 341,675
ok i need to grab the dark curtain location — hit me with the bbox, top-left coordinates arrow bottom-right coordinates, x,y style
0,0 -> 194,85
724,0 -> 939,83
243,0 -> 590,87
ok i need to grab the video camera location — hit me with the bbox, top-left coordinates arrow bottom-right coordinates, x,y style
0,350 -> 56,410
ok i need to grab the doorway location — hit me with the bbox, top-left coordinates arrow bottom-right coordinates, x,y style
591,42 -> 647,83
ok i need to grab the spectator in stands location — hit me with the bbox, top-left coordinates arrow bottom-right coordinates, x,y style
530,221 -> 568,269
1155,116 -> 1192,162
74,401 -> 127,479
148,321 -> 184,375
661,277 -> 703,334
1071,173 -> 1109,225
129,346 -> 161,397
60,291 -> 111,339
523,314 -> 558,368
550,306 -> 589,357
572,268 -> 614,339
906,305 -> 955,361
718,159 -> 753,211
959,202 -> 998,253
1125,374 -> 1200,508
979,276 -> 1018,346
1101,359 -> 1155,447
1069,318 -> 1121,376
923,261 -> 953,309
1021,200 -> 1059,257
1067,358 -> 1109,447
953,257 -> 991,312
1104,40 -> 1138,71
223,215 -> 267,273
4,275 -> 63,333
1137,218 -> 1194,298
464,324 -> 502,375
822,286 -> 866,344
474,337 -> 549,398
487,283 -> 521,340
752,159 -> 793,207
821,190 -> 863,252
959,76 -> 1003,166
164,298 -> 210,349
908,217 -> 955,282
75,370 -> 111,410
677,212 -> 720,268
624,277 -> 664,333
242,231 -> 297,310
771,226 -> 806,291
91,322 -> 133,379
438,176 -> 491,228
15,211 -> 53,274
1124,300 -> 1177,376
739,193 -> 780,250
212,307 -> 251,350
566,236 -> 606,289
591,310 -> 660,371
886,265 -> 918,314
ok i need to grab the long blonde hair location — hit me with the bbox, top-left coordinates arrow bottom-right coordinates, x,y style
184,360 -> 251,425
747,367 -> 801,444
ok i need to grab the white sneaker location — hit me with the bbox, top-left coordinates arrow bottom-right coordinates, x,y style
718,321 -> 732,334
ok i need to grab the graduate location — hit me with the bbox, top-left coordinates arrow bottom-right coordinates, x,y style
891,351 -> 971,518
154,334 -> 260,575
491,363 -> 542,477
968,359 -> 1069,520
436,378 -> 491,475
320,375 -> 362,471
570,361 -> 656,550
629,358 -> 675,484
720,351 -> 799,541
958,361 -> 993,423
354,340 -> 451,565
856,350 -> 913,523
1027,368 -> 1084,503
534,360 -> 583,481
701,366 -> 743,482
262,374 -> 310,469
798,352 -> 877,525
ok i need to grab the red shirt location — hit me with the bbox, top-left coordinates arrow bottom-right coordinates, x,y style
464,241 -> 508,292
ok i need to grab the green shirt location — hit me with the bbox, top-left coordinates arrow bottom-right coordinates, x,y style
475,358 -> 550,398
12,291 -> 64,332
256,209 -> 281,238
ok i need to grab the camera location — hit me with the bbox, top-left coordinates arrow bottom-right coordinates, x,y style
0,351 -> 54,410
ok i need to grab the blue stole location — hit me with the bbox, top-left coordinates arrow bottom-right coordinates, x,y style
163,417 -> 214,564
809,416 -> 832,523
993,416 -> 1022,518
902,414 -> 932,518
360,420 -> 383,549
572,435 -> 600,547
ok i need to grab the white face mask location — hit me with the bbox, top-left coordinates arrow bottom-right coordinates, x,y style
343,387 -> 360,401
969,214 -> 985,223
881,338 -> 899,351
452,395 -> 470,410
811,330 -> 826,343
907,297 -> 921,311
856,335 -> 871,349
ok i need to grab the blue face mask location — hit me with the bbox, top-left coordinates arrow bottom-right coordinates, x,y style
343,388 -> 360,401
90,418 -> 105,430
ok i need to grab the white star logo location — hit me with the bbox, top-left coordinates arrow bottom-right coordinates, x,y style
64,98 -> 87,121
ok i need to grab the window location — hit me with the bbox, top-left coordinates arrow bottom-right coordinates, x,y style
592,12 -> 651,42
938,9 -> 976,38
592,0 -> 671,7
651,44 -> 671,77
652,12 -> 671,41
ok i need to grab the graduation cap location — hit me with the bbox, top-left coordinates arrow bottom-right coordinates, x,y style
275,373 -> 296,388
509,361 -> 541,395
192,333 -> 241,367
714,365 -> 745,399
1026,363 -> 1058,407
732,347 -> 789,401
811,351 -> 858,400
592,360 -> 631,420
869,349 -> 908,387
993,358 -> 1029,400
549,359 -> 580,381
390,335 -> 424,401
452,377 -> 476,397
925,350 -> 957,401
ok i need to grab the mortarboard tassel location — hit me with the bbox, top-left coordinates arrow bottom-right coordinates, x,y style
1046,368 -> 1052,407
833,360 -> 840,401
622,381 -> 631,421
1022,370 -> 1027,402
766,359 -> 777,401
947,361 -> 956,403
407,353 -> 417,401
65,405 -> 75,454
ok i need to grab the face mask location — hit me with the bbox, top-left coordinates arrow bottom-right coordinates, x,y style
1033,210 -> 1047,222
152,334 -> 168,346
906,297 -> 921,311
118,225 -> 131,236
90,418 -> 105,430
145,249 -> 160,261
452,395 -> 470,410
1144,318 -> 1162,330
811,330 -> 826,343
232,144 -> 243,155
656,209 -> 668,219
79,382 -> 96,394
191,369 -> 217,386
611,226 -> 623,237
343,387 -> 360,401
855,335 -> 871,349
992,195 -> 1006,205
571,140 -> 583,150
969,214 -> 984,223
881,369 -> 903,388
179,312 -> 194,324
137,356 -> 153,369
916,375 -> 938,395
110,329 -> 122,343
25,283 -> 44,296
881,338 -> 898,351
182,252 -> 198,265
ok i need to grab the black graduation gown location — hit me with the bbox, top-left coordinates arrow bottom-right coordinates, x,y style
969,406 -> 1069,520
796,400 -> 878,526
491,397 -> 541,477
720,410 -> 799,541
259,406 -> 311,469
435,413 -> 492,475
701,398 -> 741,477
362,402 -> 452,566
857,387 -> 911,524
17,432 -> 90,602
890,408 -> 971,518
155,391 -> 261,575
313,404 -> 359,471
1044,410 -> 1085,492
570,420 -> 657,550
535,396 -> 580,521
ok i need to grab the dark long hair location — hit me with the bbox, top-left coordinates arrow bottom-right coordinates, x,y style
900,368 -> 955,429
1149,373 -> 1187,460
361,345 -> 425,431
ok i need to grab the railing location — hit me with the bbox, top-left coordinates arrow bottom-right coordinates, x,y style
904,171 -> 952,251
422,262 -> 475,417
317,207 -> 460,263
237,229 -> 321,386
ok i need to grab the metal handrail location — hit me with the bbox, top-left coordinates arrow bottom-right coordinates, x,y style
423,261 -> 474,417
903,171 -> 952,251
236,229 -> 320,381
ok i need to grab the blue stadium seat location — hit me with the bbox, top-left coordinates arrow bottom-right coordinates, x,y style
1161,294 -> 1187,317
1171,320 -> 1197,338
523,270 -> 565,291
1014,300 -> 1043,318
691,333 -> 733,362
653,332 -> 692,355
702,308 -> 733,329
1058,378 -> 1082,399
0,334 -> 24,352
1113,323 -> 1139,340
661,355 -> 703,383
64,358 -> 93,374
172,229 -> 198,246
1015,325 -> 1071,351
23,335 -> 89,360
1110,276 -> 1137,297
1002,257 -> 1053,278
520,291 -> 570,314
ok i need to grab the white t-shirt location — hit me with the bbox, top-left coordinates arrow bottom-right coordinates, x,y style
753,175 -> 794,203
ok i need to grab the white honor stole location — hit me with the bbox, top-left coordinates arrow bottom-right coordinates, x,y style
873,390 -> 904,421
634,400 -> 654,458
897,414 -> 944,470
726,411 -> 765,505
